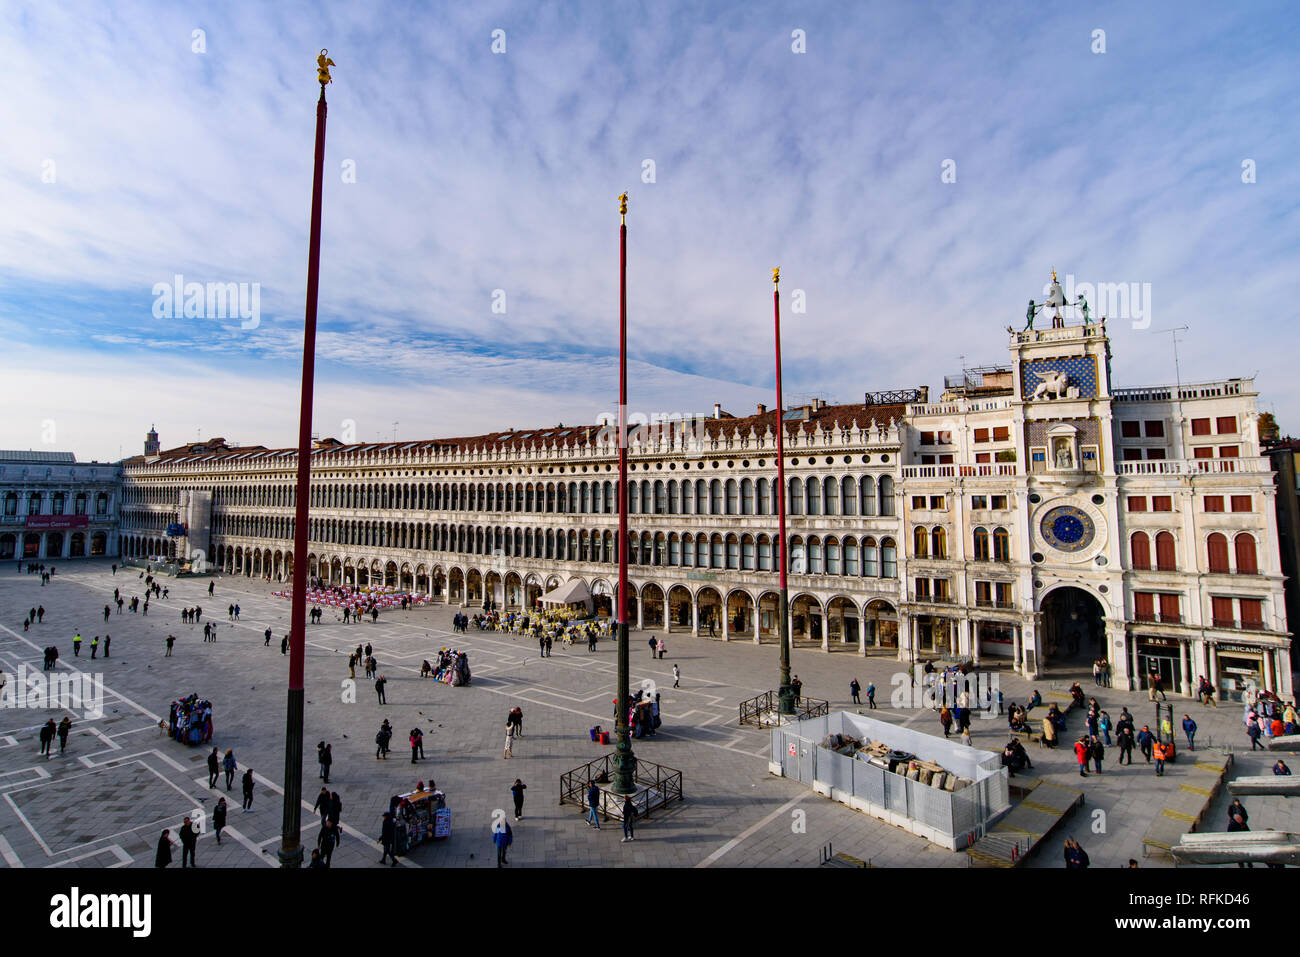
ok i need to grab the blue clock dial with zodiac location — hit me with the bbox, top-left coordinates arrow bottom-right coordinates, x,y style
1039,505 -> 1096,552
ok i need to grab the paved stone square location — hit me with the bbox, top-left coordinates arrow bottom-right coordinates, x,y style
0,559 -> 1294,868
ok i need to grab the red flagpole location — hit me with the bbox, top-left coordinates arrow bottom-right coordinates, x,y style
613,192 -> 637,794
774,268 -> 793,713
280,50 -> 333,868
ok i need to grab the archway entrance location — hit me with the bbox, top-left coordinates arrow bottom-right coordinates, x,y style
1040,586 -> 1105,670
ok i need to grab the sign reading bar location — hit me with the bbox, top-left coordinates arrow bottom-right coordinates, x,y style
25,515 -> 89,530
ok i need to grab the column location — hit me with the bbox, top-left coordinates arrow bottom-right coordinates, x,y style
1208,643 -> 1219,699
1264,647 -> 1276,695
1012,624 -> 1022,675
820,606 -> 828,653
691,595 -> 700,637
970,619 -> 981,667
1129,631 -> 1140,693
721,597 -> 730,642
1179,640 -> 1191,698
636,594 -> 644,631
898,612 -> 912,664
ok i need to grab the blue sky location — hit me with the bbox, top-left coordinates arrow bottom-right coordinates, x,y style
2,0 -> 1297,461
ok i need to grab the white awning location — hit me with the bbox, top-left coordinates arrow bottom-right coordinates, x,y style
541,578 -> 591,605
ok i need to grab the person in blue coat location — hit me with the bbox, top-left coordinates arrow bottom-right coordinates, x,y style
586,781 -> 601,829
493,820 -> 513,867
1181,714 -> 1197,751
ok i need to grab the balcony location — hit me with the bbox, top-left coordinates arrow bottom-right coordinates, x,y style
1118,457 -> 1267,476
901,463 -> 1017,479
1113,379 -> 1249,403
1212,618 -> 1237,629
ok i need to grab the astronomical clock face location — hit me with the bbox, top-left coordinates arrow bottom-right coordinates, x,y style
1039,505 -> 1096,553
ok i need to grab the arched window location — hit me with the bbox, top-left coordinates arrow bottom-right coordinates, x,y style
725,479 -> 739,515
913,526 -> 928,558
931,526 -> 947,559
726,535 -> 739,569
973,527 -> 990,561
697,536 -> 710,568
844,537 -> 860,575
806,477 -> 821,515
1131,532 -> 1151,570
629,481 -> 640,514
741,535 -> 755,570
823,476 -> 838,516
861,475 -> 877,516
808,537 -> 823,573
993,527 -> 1011,563
654,480 -> 666,514
668,534 -> 681,565
1207,533 -> 1230,573
741,478 -> 754,515
668,481 -> 679,515
842,476 -> 857,516
640,480 -> 651,515
696,480 -> 708,514
1234,533 -> 1258,574
1155,531 -> 1177,571
826,537 -> 841,574
758,535 -> 773,570
881,538 -> 898,577
789,477 -> 804,516
710,535 -> 724,569
757,478 -> 771,515
879,476 -> 896,515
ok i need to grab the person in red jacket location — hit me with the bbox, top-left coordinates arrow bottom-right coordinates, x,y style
1073,737 -> 1090,777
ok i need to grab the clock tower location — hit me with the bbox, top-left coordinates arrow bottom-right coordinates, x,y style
1009,275 -> 1127,682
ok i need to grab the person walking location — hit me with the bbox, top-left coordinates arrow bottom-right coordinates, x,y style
213,798 -> 227,845
281,635 -> 289,655
493,818 -> 513,867
867,682 -> 877,709
1136,725 -> 1155,762
57,717 -> 72,754
621,796 -> 636,843
1153,740 -> 1168,776
179,817 -> 198,868
90,635 -> 99,659
939,705 -> 953,737
165,634 -> 175,656
206,747 -> 221,788
320,743 -> 333,782
673,664 -> 681,688
38,719 -> 56,758
264,628 -> 271,646
1089,734 -> 1105,774
348,654 -> 357,679
1063,837 -> 1090,869
313,786 -> 332,826
411,728 -> 423,764
234,604 -> 240,620
791,675 -> 803,699
503,721 -> 515,759
1247,718 -> 1263,751
241,768 -> 255,810
103,635 -> 110,658
850,679 -> 861,705
379,811 -> 398,866
1228,798 -> 1249,829
317,819 -> 338,867
1182,714 -> 1197,751
73,633 -> 82,657
155,829 -> 173,868
511,779 -> 527,820
222,749 -> 237,789
647,635 -> 657,660
586,781 -> 601,829
375,674 -> 387,705
375,722 -> 392,759
329,792 -> 342,843
1073,737 -> 1090,777
1117,725 -> 1135,765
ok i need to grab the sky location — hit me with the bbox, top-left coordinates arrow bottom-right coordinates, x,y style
1,0 -> 1297,462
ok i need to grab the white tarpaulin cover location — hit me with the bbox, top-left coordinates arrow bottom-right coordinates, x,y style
541,578 -> 591,605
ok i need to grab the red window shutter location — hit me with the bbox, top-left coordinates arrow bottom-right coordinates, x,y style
1208,533 -> 1230,572
1230,495 -> 1252,512
975,452 -> 991,463
974,428 -> 989,443
1155,532 -> 1177,571
1134,592 -> 1155,619
1152,496 -> 1172,512
1235,534 -> 1258,574
992,426 -> 1010,442
1219,446 -> 1239,458
1122,448 -> 1143,461
1204,496 -> 1224,512
1145,421 -> 1165,438
1192,418 -> 1211,435
1130,532 -> 1151,570
1159,593 -> 1180,622
1240,598 -> 1263,626
1121,421 -> 1141,438
1127,496 -> 1147,512
1193,447 -> 1213,459
1212,596 -> 1235,626
1216,416 -> 1236,434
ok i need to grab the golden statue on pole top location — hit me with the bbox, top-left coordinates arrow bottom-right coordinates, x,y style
772,267 -> 780,287
618,191 -> 628,223
317,49 -> 335,86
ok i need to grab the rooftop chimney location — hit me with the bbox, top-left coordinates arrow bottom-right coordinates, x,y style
713,403 -> 722,419
756,403 -> 767,415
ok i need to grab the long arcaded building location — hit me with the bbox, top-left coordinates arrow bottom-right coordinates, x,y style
118,310 -> 1293,700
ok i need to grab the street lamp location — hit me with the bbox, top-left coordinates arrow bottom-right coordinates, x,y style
773,268 -> 794,716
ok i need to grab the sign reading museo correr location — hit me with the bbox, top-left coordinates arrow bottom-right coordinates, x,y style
25,515 -> 90,530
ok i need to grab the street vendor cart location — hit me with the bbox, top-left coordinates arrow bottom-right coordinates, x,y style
394,786 -> 450,853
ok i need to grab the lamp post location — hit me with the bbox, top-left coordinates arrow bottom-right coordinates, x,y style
612,192 -> 637,793
773,268 -> 794,715
279,50 -> 334,868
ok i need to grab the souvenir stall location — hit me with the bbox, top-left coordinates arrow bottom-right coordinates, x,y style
167,694 -> 213,745
394,784 -> 450,853
432,648 -> 471,686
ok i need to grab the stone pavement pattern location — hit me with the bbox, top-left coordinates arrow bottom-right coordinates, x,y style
0,559 -> 1294,868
